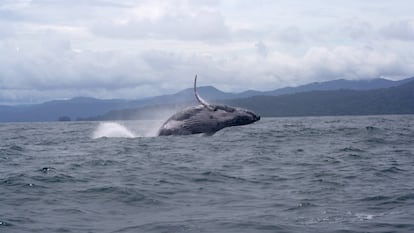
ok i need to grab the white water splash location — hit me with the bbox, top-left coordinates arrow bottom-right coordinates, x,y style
92,122 -> 135,139
90,107 -> 174,139
355,213 -> 376,221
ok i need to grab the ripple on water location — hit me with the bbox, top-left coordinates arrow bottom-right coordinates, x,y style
78,186 -> 162,205
360,195 -> 393,202
380,166 -> 405,173
338,147 -> 365,153
0,145 -> 25,156
1,174 -> 31,187
191,170 -> 250,184
81,159 -> 122,167
0,220 -> 12,227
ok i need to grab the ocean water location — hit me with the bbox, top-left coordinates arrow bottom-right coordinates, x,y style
1,115 -> 414,233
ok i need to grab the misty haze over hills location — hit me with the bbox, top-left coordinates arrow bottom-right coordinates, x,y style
0,77 -> 413,122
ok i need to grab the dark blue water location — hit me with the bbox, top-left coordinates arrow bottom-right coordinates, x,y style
1,116 -> 414,233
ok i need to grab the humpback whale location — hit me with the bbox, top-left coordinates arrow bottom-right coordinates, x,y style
157,75 -> 260,136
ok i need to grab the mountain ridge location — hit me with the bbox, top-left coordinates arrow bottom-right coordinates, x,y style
81,79 -> 414,121
1,77 -> 413,122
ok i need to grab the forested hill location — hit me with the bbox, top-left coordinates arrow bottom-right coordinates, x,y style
82,80 -> 414,121
225,79 -> 414,117
1,77 -> 413,122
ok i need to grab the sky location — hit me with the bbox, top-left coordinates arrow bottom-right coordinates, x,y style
1,0 -> 414,104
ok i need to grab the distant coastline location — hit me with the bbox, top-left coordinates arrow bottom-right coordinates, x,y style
1,77 -> 413,122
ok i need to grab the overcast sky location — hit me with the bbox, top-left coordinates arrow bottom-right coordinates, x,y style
1,0 -> 414,104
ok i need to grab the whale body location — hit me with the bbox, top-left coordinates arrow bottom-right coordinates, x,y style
157,76 -> 260,136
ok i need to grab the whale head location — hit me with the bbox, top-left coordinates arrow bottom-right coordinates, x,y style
207,104 -> 260,128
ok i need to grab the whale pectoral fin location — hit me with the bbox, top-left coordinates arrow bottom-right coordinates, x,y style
194,75 -> 215,111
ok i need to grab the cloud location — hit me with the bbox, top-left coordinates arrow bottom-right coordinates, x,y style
300,46 -> 407,81
277,26 -> 305,44
340,18 -> 374,40
1,0 -> 414,104
0,32 -> 149,90
255,41 -> 268,57
380,20 -> 414,41
0,21 -> 16,38
1,31 -> 414,104
91,2 -> 229,41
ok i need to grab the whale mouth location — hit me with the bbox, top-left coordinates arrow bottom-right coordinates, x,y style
247,111 -> 260,122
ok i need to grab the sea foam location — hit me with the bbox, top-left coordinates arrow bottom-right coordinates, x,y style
92,122 -> 135,139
